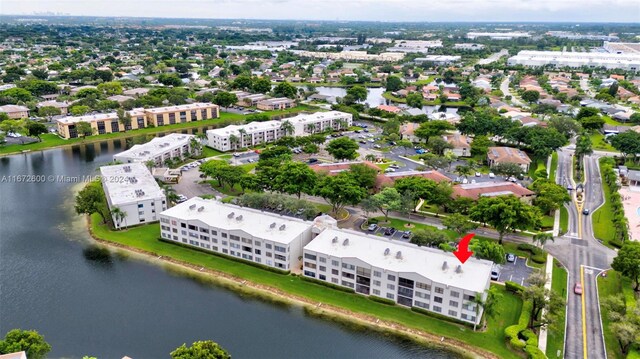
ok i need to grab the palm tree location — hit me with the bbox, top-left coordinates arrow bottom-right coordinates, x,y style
472,288 -> 501,331
144,160 -> 156,171
111,207 -> 127,229
335,118 -> 347,130
229,134 -> 239,150
238,128 -> 248,148
160,183 -> 180,205
364,154 -> 377,162
455,164 -> 473,179
306,123 -> 316,134
189,137 -> 202,156
533,232 -> 554,248
280,120 -> 295,136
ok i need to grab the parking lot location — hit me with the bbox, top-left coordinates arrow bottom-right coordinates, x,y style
496,256 -> 535,286
360,221 -> 413,241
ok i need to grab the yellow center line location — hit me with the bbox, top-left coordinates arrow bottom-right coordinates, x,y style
581,265 -> 588,359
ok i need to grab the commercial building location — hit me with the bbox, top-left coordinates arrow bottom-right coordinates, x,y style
414,56 -> 461,65
547,32 -> 619,42
159,197 -> 316,271
507,50 -> 640,71
292,50 -> 405,62
100,163 -> 167,229
256,97 -> 296,111
206,111 -> 352,151
302,228 -> 493,325
114,133 -> 198,166
0,105 -> 29,119
454,43 -> 485,51
56,103 -> 219,139
487,146 -> 532,171
467,32 -> 530,40
603,42 -> 640,55
387,40 -> 443,53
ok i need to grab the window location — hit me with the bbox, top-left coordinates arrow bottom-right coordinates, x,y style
319,266 -> 326,272
305,262 -> 317,269
221,233 -> 227,238
342,263 -> 355,270
304,270 -> 316,278
319,274 -> 326,281
463,294 -> 476,301
332,260 -> 339,266
341,281 -> 354,288
387,284 -> 395,290
449,300 -> 459,307
138,204 -> 144,208
450,291 -> 460,298
274,245 -> 286,253
373,289 -> 380,296
254,241 -> 261,247
415,292 -> 430,300
342,272 -> 354,279
434,296 -> 443,303
386,293 -> 394,300
319,257 -> 326,263
435,287 -> 444,294
373,271 -> 381,278
415,301 -> 429,309
331,278 -> 339,284
433,306 -> 442,313
266,243 -> 272,249
254,249 -> 261,255
373,280 -> 381,286
230,235 -> 240,241
331,269 -> 339,275
304,253 -> 317,260
387,274 -> 396,281
199,228 -> 209,233
448,310 -> 458,317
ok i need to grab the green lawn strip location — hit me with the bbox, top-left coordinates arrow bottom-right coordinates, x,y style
592,159 -> 614,246
201,147 -> 225,157
603,116 -> 631,127
559,207 -> 569,235
528,158 -> 546,179
597,271 -> 629,359
540,215 -> 554,231
0,106 -> 317,156
546,259 -> 568,359
90,214 -> 521,358
549,152 -> 558,183
590,132 -> 616,152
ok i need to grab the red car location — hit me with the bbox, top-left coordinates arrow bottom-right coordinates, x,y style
574,283 -> 583,295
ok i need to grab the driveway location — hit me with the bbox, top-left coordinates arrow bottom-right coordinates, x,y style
496,256 -> 535,286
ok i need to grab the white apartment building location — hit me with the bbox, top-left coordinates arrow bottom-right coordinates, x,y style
507,50 -> 640,71
114,133 -> 197,166
414,56 -> 462,65
467,32 -> 530,40
206,111 -> 353,151
159,197 -> 316,271
454,43 -> 485,51
302,228 -> 493,325
100,163 -> 167,229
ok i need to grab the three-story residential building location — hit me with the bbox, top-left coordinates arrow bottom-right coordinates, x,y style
113,133 -> 198,166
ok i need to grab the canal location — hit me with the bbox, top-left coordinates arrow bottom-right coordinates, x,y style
0,136 -> 458,358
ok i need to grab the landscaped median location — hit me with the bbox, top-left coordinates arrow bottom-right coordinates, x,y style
88,214 -> 524,359
546,259 -> 568,359
597,270 -> 639,359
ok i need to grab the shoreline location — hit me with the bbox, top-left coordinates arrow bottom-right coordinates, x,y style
86,218 -> 496,359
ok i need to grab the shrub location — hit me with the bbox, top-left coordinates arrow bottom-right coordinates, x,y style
368,296 -> 396,306
411,306 -> 475,328
301,276 -> 355,293
531,254 -> 546,264
505,281 -> 525,294
367,218 -> 379,224
505,301 -> 533,352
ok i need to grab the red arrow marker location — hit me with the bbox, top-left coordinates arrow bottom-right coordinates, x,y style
453,233 -> 475,264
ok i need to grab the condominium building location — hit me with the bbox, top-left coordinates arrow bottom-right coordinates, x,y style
99,163 -> 167,229
467,32 -> 530,40
206,111 -> 353,151
56,103 -> 219,139
507,50 -> 640,71
414,55 -> 462,65
454,43 -> 485,51
159,197 -> 316,271
256,97 -> 296,111
302,228 -> 493,325
114,133 -> 198,166
0,105 -> 29,119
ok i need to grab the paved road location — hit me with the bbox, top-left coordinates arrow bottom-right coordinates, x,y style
500,77 -> 526,108
579,79 -> 595,98
545,150 -> 616,359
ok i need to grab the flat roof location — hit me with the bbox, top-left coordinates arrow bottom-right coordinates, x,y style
114,133 -> 195,161
144,102 -> 217,114
207,119 -> 282,137
305,228 -> 493,293
160,197 -> 313,245
99,163 -> 165,205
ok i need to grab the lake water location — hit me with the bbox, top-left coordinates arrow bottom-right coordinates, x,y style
0,137 -> 458,358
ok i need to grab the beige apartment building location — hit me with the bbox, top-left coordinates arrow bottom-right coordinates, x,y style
56,103 -> 219,139
0,105 -> 30,119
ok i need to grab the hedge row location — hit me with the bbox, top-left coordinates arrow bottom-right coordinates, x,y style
368,295 -> 397,306
411,306 -> 475,328
504,301 -> 545,358
601,158 -> 629,247
505,281 -> 525,295
300,276 -> 355,294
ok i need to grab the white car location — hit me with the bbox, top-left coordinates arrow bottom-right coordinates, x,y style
462,178 -> 468,184
384,168 -> 396,173
475,172 -> 481,177
489,172 -> 495,178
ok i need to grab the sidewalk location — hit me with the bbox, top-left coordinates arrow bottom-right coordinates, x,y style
538,253 -> 554,353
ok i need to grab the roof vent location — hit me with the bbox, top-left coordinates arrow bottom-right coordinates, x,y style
227,212 -> 235,219
396,251 -> 402,259
279,224 -> 286,231
189,204 -> 196,210
442,261 -> 448,271
197,206 -> 204,212
343,238 -> 349,246
270,222 -> 276,228
332,236 -> 339,244
455,265 -> 463,274
384,248 -> 390,256
236,215 -> 243,221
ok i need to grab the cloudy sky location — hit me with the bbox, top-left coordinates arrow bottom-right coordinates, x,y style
2,0 -> 639,22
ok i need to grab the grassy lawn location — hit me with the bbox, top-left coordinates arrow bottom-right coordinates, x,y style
546,259 -> 568,359
549,152 -> 558,183
528,158 -> 546,180
209,181 -> 245,196
597,270 -> 639,359
202,147 -> 225,157
559,207 -> 569,235
603,116 -> 631,127
592,158 -> 615,247
540,215 -> 554,231
0,107 -> 315,156
590,132 -> 616,152
90,214 -> 522,358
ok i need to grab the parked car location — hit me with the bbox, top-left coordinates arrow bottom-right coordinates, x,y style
567,184 -> 574,190
506,253 -> 516,262
233,153 -> 240,157
462,178 -> 468,184
384,168 -> 396,173
389,164 -> 400,169
574,283 -> 583,295
359,140 -> 367,144
475,172 -> 481,177
489,172 -> 495,178
367,223 -> 379,232
402,230 -> 412,239
308,158 -> 318,164
471,179 -> 476,184
373,144 -> 381,149
582,208 -> 590,215
491,269 -> 500,280
415,149 -> 425,154
384,227 -> 397,236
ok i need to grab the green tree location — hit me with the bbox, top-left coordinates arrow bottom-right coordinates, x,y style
579,115 -> 605,131
232,75 -> 253,90
523,272 -> 565,329
406,92 -> 424,108
170,340 -> 231,359
74,181 -> 110,224
38,106 -> 61,121
427,137 -> 453,155
491,162 -> 524,178
347,163 -> 379,190
397,139 -> 413,155
611,241 -> 640,291
31,69 -> 49,80
315,172 -> 367,214
610,131 -> 640,163
97,81 -> 123,95
346,85 -> 367,103
532,232 -> 554,248
0,119 -> 25,137
521,90 -> 540,103
414,120 -> 454,142
76,121 -> 94,138
273,82 -> 297,99
213,91 -> 238,108
200,160 -> 231,187
470,135 -> 493,157
273,161 -> 317,199
469,195 -> 542,243
609,322 -> 638,355
472,287 -> 502,331
371,187 -> 402,221
0,329 -> 51,359
470,239 -> 506,264
25,121 -> 48,141
531,179 -> 571,214
252,77 -> 272,93
158,73 -> 183,87
326,137 -> 359,161
394,176 -> 438,208
576,107 -> 600,120
70,105 -> 91,116
76,87 -> 101,98
410,227 -> 448,247
279,120 -> 295,136
110,206 -> 127,229
385,75 -> 403,92
548,116 -> 580,138
442,213 -> 477,236
116,109 -> 132,132
1,88 -> 32,102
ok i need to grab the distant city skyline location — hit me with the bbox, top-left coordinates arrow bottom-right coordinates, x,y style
2,0 -> 639,23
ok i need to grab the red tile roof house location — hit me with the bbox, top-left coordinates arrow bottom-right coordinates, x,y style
400,122 -> 422,143
442,133 -> 471,157
310,161 -> 382,176
487,146 -> 532,172
375,170 -> 451,191
377,105 -> 402,114
452,182 -> 535,204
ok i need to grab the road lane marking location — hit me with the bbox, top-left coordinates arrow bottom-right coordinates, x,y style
581,265 -> 588,359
